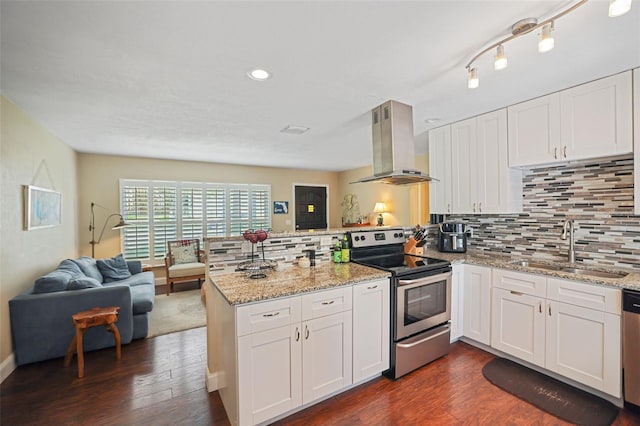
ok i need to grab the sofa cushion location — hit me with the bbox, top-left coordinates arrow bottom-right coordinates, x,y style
33,260 -> 85,294
168,262 -> 205,278
71,256 -> 103,282
173,244 -> 198,264
97,254 -> 132,282
109,271 -> 155,288
68,277 -> 103,290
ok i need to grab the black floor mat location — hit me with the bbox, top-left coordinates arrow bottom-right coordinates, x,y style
482,357 -> 619,426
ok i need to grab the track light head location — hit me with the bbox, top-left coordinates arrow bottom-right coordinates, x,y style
494,45 -> 508,70
467,67 -> 479,89
538,22 -> 555,53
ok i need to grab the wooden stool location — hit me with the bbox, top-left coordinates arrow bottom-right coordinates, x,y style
64,306 -> 121,378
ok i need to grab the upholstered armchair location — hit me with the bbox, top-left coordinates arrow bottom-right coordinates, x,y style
164,239 -> 206,296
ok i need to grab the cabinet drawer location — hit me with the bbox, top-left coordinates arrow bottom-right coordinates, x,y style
237,296 -> 302,336
302,286 -> 352,321
547,278 -> 621,314
493,269 -> 546,297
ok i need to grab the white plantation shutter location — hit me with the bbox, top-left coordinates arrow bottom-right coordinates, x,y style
152,186 -> 177,259
119,180 -> 271,261
181,186 -> 204,240
205,187 -> 226,237
121,185 -> 150,260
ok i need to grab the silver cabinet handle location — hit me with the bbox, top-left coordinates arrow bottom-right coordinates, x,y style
447,203 -> 451,213
295,327 -> 300,342
367,285 -> 378,290
263,312 -> 280,318
321,300 -> 335,305
539,302 -> 542,313
510,290 -> 523,296
478,202 -> 482,213
563,146 -> 567,158
548,305 -> 551,316
554,147 -> 558,159
472,202 -> 476,213
305,325 -> 309,340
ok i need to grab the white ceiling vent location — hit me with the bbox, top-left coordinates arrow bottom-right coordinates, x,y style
280,125 -> 310,134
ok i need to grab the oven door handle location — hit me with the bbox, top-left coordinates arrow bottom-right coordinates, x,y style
396,327 -> 450,348
398,272 -> 452,288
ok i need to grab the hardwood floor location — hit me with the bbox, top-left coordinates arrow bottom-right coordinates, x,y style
2,327 -> 639,425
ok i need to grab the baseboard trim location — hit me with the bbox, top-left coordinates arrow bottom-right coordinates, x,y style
0,353 -> 16,383
206,366 -> 219,392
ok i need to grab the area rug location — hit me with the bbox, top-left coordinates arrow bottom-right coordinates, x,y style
147,289 -> 206,338
482,358 -> 619,426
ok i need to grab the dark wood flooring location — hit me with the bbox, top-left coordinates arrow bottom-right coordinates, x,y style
2,326 -> 640,425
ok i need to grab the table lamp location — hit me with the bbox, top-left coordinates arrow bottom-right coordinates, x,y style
373,202 -> 387,226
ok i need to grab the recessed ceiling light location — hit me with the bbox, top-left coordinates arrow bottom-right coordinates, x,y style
247,69 -> 271,81
280,125 -> 310,134
424,118 -> 440,124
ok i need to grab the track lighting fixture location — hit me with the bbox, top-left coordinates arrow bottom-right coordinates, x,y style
609,0 -> 632,16
494,45 -> 508,70
464,0 -> 632,89
538,22 -> 555,53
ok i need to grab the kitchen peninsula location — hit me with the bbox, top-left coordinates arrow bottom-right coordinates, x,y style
203,230 -> 392,426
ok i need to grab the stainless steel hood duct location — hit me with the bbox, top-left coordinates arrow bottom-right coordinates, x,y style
351,100 -> 436,185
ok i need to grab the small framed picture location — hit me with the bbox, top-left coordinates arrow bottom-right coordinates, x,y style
23,185 -> 62,230
273,201 -> 289,214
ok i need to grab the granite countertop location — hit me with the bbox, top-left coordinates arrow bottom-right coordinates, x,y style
210,262 -> 390,305
423,250 -> 640,291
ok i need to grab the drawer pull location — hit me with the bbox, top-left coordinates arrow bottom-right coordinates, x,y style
539,302 -> 542,313
548,305 -> 552,316
305,325 -> 309,340
563,146 -> 567,158
367,285 -> 378,290
554,147 -> 558,159
263,312 -> 280,318
295,327 -> 300,342
321,300 -> 335,305
510,290 -> 523,296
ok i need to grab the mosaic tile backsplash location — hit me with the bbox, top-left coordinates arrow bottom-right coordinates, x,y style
429,155 -> 639,270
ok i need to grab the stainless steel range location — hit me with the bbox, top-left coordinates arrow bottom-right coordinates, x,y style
348,228 -> 452,379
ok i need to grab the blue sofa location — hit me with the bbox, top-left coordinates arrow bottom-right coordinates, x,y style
9,255 -> 155,366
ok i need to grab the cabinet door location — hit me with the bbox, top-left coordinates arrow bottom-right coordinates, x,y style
508,93 -> 561,167
428,126 -> 452,214
491,288 -> 545,367
238,324 -> 302,425
560,71 -> 632,161
450,265 -> 464,342
353,279 -> 390,382
462,265 -> 492,345
476,109 -> 520,213
302,311 -> 353,404
546,301 -> 621,397
451,118 -> 476,213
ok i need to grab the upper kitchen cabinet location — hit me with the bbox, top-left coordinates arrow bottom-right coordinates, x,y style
450,109 -> 522,214
428,126 -> 453,214
634,68 -> 639,216
508,71 -> 633,168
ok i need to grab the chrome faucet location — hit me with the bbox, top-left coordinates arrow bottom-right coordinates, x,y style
561,219 -> 576,263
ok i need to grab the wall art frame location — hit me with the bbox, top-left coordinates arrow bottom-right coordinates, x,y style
23,185 -> 62,230
273,201 -> 289,214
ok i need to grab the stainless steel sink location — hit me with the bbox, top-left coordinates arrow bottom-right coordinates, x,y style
559,268 -> 628,279
511,260 -> 628,279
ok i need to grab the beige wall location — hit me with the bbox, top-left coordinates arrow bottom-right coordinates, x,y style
335,153 -> 430,227
0,96 -> 78,366
77,154 -> 340,259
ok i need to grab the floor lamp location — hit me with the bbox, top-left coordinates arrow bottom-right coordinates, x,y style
89,202 -> 131,258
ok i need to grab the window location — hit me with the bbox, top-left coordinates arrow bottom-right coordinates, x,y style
120,180 -> 271,261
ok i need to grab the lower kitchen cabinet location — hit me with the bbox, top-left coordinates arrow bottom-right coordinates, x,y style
491,287 -> 545,366
352,279 -> 389,381
450,264 -> 464,342
490,269 -> 622,398
462,265 -> 492,345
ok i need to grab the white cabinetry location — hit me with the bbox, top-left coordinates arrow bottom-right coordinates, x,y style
634,68 -> 640,215
508,71 -> 633,167
450,264 -> 464,342
428,126 -> 452,214
451,118 -> 475,214
462,265 -> 492,345
352,279 -> 390,382
490,269 -> 622,398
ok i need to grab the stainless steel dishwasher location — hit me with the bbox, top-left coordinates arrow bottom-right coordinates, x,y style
623,289 -> 640,411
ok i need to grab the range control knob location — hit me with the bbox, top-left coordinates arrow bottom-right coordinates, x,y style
354,236 -> 360,241
361,235 -> 366,241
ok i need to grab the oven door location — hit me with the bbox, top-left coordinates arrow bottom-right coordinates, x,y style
396,271 -> 452,340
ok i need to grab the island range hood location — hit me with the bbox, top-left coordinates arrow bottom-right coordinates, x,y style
351,100 -> 436,185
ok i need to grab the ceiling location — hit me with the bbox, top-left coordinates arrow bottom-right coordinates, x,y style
1,1 -> 639,172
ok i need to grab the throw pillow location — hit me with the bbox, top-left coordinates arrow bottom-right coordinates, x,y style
71,256 -> 104,282
96,253 -> 132,283
172,244 -> 198,264
33,259 -> 86,293
68,277 -> 103,290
